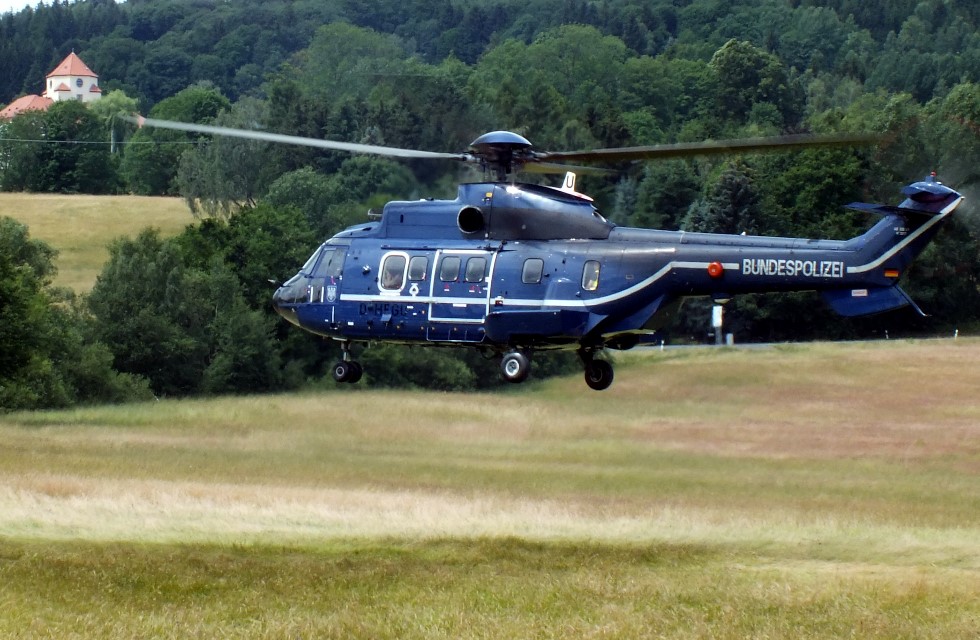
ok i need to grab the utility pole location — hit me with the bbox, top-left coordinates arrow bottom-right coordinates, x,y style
712,304 -> 723,346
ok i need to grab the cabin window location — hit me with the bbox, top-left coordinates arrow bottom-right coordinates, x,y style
408,256 -> 428,281
381,254 -> 407,290
465,257 -> 487,283
582,260 -> 600,291
522,258 -> 544,284
439,256 -> 461,281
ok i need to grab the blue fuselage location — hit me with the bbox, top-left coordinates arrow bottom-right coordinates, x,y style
273,179 -> 962,351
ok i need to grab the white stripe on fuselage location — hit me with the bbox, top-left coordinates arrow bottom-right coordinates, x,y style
846,201 -> 958,274
340,260 -> 738,309
338,200 -> 960,312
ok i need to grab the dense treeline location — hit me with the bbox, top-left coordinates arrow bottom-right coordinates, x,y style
2,0 -> 978,110
0,0 -> 978,409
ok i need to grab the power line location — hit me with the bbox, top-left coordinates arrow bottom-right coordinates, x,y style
0,137 -> 201,145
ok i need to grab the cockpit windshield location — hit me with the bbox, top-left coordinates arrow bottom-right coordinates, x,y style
274,246 -> 346,305
282,250 -> 320,287
313,248 -> 345,279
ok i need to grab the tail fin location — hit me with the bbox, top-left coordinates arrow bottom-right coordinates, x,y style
822,175 -> 964,317
844,175 -> 963,272
846,173 -> 964,222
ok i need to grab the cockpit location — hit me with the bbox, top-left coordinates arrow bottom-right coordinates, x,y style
272,245 -> 346,324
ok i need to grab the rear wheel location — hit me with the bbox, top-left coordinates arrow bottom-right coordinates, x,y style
347,361 -> 363,384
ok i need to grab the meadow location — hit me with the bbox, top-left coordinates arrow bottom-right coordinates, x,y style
1,339 -> 978,638
0,193 -> 191,292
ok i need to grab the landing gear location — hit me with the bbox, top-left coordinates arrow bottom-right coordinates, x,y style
500,351 -> 531,383
332,360 -> 363,383
332,342 -> 363,384
580,347 -> 614,391
583,359 -> 614,390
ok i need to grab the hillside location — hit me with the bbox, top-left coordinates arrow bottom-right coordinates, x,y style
0,193 -> 191,292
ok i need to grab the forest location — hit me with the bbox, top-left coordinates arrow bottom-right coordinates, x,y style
0,0 -> 978,409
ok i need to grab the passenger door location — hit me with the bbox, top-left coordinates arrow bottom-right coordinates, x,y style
427,249 -> 495,341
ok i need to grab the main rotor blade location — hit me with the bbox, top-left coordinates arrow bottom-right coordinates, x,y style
537,133 -> 881,164
520,161 -> 615,176
121,115 -> 466,160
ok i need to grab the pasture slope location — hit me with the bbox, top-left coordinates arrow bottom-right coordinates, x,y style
0,339 -> 978,638
0,193 -> 191,292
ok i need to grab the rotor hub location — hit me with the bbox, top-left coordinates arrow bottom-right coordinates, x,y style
469,131 -> 535,179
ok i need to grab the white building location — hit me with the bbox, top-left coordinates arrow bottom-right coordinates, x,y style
43,51 -> 101,103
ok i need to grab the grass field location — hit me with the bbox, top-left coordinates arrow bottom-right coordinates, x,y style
0,193 -> 192,292
1,340 -> 978,638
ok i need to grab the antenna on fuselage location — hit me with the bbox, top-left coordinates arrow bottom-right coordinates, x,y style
557,171 -> 594,202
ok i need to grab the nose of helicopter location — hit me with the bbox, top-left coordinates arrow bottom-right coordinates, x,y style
272,285 -> 301,327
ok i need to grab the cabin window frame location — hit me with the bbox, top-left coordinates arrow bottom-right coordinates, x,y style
522,258 -> 544,284
408,256 -> 428,282
379,252 -> 409,294
464,256 -> 487,283
582,260 -> 600,291
439,255 -> 461,282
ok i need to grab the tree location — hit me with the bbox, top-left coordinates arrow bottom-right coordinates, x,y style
1,100 -> 117,193
88,219 -> 308,397
928,82 -> 980,188
0,217 -> 149,410
45,99 -> 118,192
627,161 -> 702,230
265,158 -> 415,238
120,83 -> 230,196
87,229 -> 209,395
223,202 -> 317,310
176,98 -> 273,218
709,39 -> 803,129
468,25 -> 628,144
298,23 -> 409,102
682,162 -> 762,234
87,88 -> 138,154
0,109 -> 48,192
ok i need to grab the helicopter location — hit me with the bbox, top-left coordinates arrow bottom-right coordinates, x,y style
129,117 -> 965,390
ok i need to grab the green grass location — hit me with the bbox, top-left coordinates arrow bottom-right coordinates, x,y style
1,538 -> 975,639
0,192 -> 191,292
1,339 -> 979,637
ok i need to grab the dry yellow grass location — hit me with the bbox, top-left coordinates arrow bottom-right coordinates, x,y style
604,340 -> 980,462
1,339 -> 977,551
0,193 -> 192,292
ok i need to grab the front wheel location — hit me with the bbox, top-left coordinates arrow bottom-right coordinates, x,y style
584,359 -> 614,391
332,360 -> 363,383
500,351 -> 531,383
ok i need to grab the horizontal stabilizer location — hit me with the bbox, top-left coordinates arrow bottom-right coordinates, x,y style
821,285 -> 924,317
845,202 -> 940,219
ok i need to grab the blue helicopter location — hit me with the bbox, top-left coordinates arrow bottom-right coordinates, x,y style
132,119 -> 965,389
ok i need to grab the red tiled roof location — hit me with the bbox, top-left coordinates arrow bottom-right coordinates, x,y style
47,52 -> 98,78
54,82 -> 71,92
0,94 -> 54,119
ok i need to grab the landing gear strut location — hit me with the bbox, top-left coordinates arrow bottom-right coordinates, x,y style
500,351 -> 531,383
580,348 -> 614,391
332,342 -> 363,384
